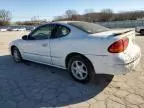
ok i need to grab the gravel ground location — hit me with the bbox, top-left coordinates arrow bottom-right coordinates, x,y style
0,31 -> 144,108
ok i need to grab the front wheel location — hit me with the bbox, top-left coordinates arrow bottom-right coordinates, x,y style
12,47 -> 23,63
68,56 -> 95,83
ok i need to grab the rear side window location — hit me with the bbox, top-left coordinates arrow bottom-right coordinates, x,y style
69,21 -> 110,34
53,25 -> 70,39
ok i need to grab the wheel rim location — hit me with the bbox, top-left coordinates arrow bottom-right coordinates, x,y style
71,60 -> 88,80
13,49 -> 20,62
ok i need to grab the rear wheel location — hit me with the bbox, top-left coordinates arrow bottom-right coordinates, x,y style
68,56 -> 95,83
140,29 -> 144,35
12,47 -> 22,63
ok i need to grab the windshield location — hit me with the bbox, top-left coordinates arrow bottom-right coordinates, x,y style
69,21 -> 110,34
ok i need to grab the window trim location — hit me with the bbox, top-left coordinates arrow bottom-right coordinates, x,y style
50,24 -> 71,39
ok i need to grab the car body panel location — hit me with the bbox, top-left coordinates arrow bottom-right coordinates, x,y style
11,39 -> 51,64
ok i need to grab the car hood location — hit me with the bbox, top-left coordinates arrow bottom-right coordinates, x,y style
89,28 -> 134,38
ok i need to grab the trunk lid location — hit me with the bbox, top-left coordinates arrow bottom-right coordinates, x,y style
89,28 -> 135,39
89,28 -> 135,51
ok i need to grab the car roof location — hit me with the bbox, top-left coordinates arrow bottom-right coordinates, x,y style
49,21 -> 85,25
54,21 -> 81,23
38,21 -> 83,27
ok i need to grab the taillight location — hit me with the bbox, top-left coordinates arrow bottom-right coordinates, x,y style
108,38 -> 129,53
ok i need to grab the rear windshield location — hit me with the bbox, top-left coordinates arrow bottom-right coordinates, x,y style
69,22 -> 110,34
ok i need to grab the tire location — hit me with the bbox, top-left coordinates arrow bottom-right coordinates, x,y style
68,55 -> 95,83
12,47 -> 23,63
140,29 -> 144,35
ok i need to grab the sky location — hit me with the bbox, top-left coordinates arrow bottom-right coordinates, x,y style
0,0 -> 144,21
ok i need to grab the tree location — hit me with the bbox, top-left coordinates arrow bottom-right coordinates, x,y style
0,9 -> 11,26
65,10 -> 78,18
84,9 -> 95,14
53,9 -> 144,22
98,9 -> 113,22
54,15 -> 66,21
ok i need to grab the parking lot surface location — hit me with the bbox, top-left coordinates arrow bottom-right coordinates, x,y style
0,31 -> 144,108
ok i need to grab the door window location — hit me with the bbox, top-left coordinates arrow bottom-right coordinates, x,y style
29,24 -> 56,40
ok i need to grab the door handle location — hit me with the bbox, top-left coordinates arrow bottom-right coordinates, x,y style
42,44 -> 48,47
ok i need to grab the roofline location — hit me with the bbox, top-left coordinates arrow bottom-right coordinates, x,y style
51,20 -> 86,24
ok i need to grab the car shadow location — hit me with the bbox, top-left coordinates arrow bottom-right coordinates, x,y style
0,55 -> 113,107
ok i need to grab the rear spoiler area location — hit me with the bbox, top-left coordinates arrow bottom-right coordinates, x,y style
113,30 -> 133,36
108,29 -> 135,38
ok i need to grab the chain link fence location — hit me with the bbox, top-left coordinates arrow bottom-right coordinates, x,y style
96,20 -> 144,28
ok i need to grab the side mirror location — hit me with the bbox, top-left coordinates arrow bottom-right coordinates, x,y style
22,35 -> 28,40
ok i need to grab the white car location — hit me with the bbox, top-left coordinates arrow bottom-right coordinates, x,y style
0,28 -> 7,32
12,28 -> 19,31
9,21 -> 141,83
18,27 -> 26,31
135,26 -> 144,35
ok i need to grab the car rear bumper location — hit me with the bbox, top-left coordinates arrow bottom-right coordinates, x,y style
112,52 -> 141,75
86,44 -> 141,75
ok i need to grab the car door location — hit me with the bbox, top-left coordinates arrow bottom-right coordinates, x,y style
21,24 -> 56,64
50,24 -> 71,67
